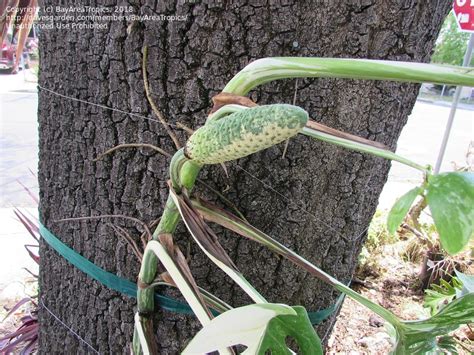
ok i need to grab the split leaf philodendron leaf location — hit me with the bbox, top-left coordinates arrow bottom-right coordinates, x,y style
391,293 -> 474,354
387,187 -> 423,235
182,304 -> 322,355
258,306 -> 323,355
425,172 -> 474,254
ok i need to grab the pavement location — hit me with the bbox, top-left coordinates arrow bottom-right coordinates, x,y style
0,90 -> 39,208
0,69 -> 39,305
417,97 -> 474,111
378,100 -> 473,209
0,69 -> 473,303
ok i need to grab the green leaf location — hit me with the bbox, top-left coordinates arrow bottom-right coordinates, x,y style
455,270 -> 474,293
454,270 -> 474,299
387,187 -> 423,235
182,303 -> 321,354
392,293 -> 474,354
408,293 -> 474,332
426,172 -> 474,254
259,306 -> 323,355
435,335 -> 459,354
424,278 -> 462,316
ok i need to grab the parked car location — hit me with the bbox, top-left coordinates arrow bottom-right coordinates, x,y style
429,84 -> 456,96
428,83 -> 474,99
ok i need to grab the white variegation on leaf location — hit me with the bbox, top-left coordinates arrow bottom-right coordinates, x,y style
134,313 -> 150,355
143,241 -> 233,355
182,303 -> 296,354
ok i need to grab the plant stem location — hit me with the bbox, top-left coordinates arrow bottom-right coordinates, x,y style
223,57 -> 474,95
207,104 -> 249,122
301,127 -> 428,173
144,241 -> 215,325
133,151 -> 201,354
147,281 -> 233,314
168,189 -> 268,304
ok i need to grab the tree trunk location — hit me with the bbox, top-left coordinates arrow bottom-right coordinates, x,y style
38,1 -> 450,353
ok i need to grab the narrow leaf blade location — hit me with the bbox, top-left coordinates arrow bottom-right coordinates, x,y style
387,187 -> 422,234
2,298 -> 33,322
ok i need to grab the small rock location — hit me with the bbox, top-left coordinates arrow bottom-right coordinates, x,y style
369,314 -> 384,327
357,332 -> 390,348
356,336 -> 371,348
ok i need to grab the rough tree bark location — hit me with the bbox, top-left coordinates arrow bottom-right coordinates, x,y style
38,0 -> 450,353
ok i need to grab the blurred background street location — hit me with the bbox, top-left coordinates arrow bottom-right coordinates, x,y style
0,69 -> 38,304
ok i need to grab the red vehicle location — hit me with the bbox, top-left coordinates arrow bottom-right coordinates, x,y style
0,34 -> 17,73
0,31 -> 34,74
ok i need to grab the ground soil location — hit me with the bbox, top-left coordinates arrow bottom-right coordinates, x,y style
327,240 -> 473,354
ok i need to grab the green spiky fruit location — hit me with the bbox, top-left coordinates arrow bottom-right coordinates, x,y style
185,104 -> 308,165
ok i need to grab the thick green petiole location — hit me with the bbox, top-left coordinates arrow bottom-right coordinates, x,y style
133,150 -> 201,354
215,61 -> 432,173
136,241 -> 234,355
147,281 -> 233,314
169,148 -> 191,193
301,126 -> 429,173
223,57 -> 474,95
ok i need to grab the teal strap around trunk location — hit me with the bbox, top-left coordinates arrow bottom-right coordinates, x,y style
39,222 -> 341,323
39,222 -> 193,315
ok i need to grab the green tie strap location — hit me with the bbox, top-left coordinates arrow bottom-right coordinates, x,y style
39,221 -> 341,323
